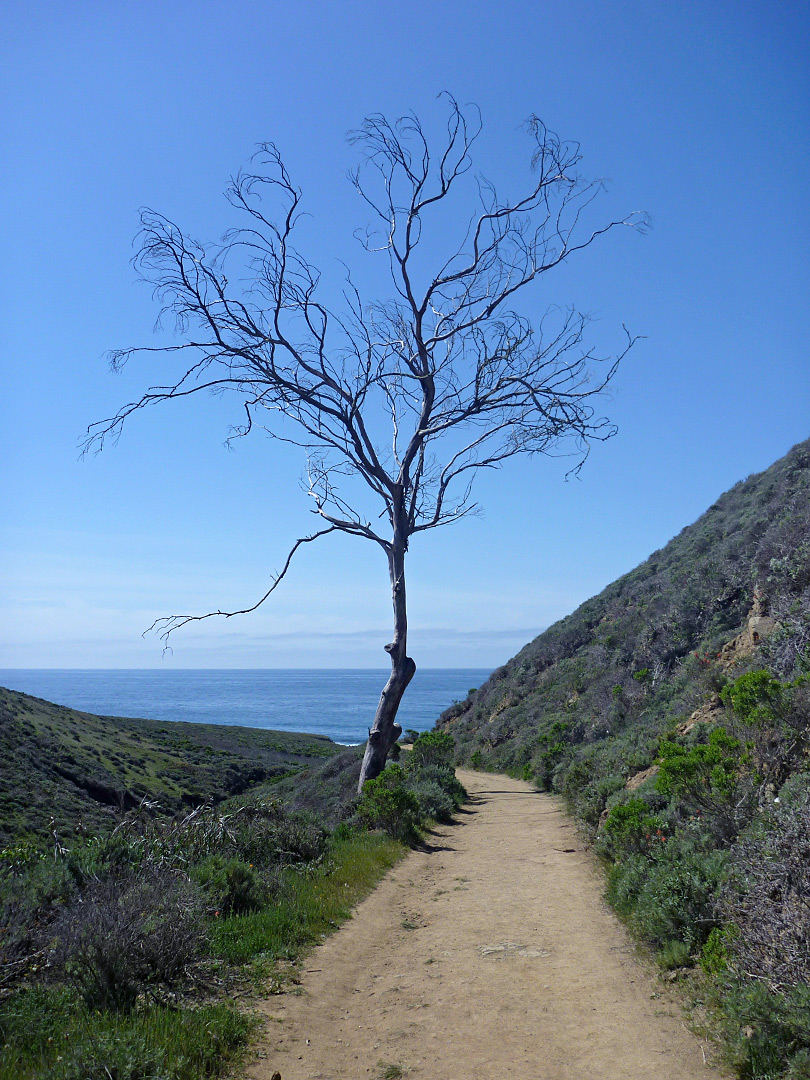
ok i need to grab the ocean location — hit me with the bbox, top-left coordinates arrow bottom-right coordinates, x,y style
0,669 -> 490,745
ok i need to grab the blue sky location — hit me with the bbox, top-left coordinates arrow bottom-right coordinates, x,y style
1,0 -> 808,670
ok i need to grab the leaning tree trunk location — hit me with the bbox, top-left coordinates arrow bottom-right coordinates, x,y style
358,528 -> 415,791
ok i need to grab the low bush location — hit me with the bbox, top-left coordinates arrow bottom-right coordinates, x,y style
107,799 -> 326,874
722,670 -> 810,791
721,790 -> 810,991
355,733 -> 467,843
657,727 -> 743,807
657,939 -> 692,970
408,762 -> 466,823
606,830 -> 727,956
407,730 -> 455,769
406,776 -> 455,823
0,844 -> 81,992
52,868 -> 207,1011
596,797 -> 668,860
356,764 -> 422,844
191,856 -> 271,914
719,981 -> 810,1080
700,926 -> 736,977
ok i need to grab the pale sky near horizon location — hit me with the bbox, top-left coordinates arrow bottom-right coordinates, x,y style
2,1 -> 809,670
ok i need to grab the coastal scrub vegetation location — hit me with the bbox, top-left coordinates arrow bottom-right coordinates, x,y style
0,708 -> 465,1079
357,730 -> 466,842
440,436 -> 810,1079
0,687 -> 338,846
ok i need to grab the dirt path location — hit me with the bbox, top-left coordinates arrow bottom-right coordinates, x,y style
249,771 -> 726,1079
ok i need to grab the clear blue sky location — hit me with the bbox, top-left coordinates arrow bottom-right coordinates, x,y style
2,0 -> 808,669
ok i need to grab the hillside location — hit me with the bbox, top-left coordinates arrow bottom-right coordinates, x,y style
441,436 -> 810,813
0,686 -> 339,844
439,436 -> 810,1079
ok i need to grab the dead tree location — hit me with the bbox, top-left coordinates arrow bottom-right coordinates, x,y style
85,97 -> 647,789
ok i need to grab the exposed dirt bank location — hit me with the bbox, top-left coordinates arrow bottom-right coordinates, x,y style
249,770 -> 726,1079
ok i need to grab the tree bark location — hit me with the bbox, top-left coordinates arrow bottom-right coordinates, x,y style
358,518 -> 415,790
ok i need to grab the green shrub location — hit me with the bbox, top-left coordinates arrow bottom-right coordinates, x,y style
408,730 -> 455,769
0,844 -> 85,992
597,798 -> 668,860
657,727 -> 742,804
191,856 -> 269,914
657,939 -> 692,970
406,777 -> 455,823
356,737 -> 466,841
721,669 -> 785,724
532,740 -> 569,788
412,762 -> 465,806
700,926 -> 734,976
570,770 -> 626,829
607,837 -> 726,954
721,981 -> 810,1080
721,670 -> 810,788
656,727 -> 748,836
356,765 -> 421,844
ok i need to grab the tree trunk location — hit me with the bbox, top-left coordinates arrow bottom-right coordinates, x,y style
358,527 -> 415,791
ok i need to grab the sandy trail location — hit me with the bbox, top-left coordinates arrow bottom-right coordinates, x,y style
249,770 -> 725,1079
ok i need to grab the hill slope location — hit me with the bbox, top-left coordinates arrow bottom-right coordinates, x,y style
0,686 -> 339,844
440,436 -> 810,819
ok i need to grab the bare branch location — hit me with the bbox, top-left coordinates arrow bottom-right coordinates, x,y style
144,525 -> 344,647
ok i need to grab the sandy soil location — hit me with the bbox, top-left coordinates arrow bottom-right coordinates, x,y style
248,770 -> 727,1079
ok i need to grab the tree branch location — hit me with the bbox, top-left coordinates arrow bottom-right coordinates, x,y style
144,525 -> 344,647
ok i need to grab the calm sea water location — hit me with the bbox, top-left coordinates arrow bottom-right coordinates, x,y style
0,669 -> 489,745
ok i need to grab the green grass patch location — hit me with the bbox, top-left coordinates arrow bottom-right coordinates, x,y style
0,987 -> 253,1080
210,830 -> 404,964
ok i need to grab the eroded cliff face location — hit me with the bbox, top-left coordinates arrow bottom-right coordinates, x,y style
715,589 -> 780,667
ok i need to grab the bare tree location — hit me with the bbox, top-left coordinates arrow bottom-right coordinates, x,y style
85,96 -> 646,789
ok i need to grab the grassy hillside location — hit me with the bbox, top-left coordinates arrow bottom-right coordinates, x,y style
0,686 -> 338,844
440,436 -> 810,1080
